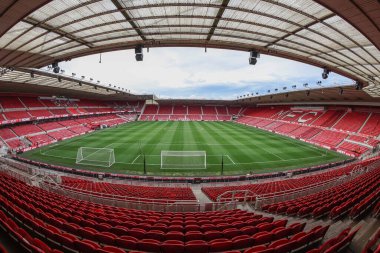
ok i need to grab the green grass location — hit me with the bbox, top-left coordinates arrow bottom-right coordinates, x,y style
20,121 -> 348,176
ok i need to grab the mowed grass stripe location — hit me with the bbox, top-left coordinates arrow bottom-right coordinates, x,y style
198,122 -> 255,166
21,121 -> 348,176
212,124 -> 282,162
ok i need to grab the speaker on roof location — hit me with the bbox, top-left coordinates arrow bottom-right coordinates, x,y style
135,45 -> 143,54
249,57 -> 257,65
249,50 -> 260,65
135,54 -> 143,61
250,51 -> 260,58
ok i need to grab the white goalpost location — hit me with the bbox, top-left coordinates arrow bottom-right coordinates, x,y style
76,147 -> 115,167
161,150 -> 206,169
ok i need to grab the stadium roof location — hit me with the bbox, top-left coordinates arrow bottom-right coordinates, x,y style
0,1 -> 379,88
0,67 -> 152,100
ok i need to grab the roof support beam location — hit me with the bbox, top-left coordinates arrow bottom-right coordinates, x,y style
111,0 -> 146,41
0,0 -> 52,37
207,0 -> 230,41
266,13 -> 335,47
23,17 -> 93,48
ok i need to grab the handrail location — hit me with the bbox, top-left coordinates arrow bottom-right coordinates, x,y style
58,184 -> 197,204
216,190 -> 256,202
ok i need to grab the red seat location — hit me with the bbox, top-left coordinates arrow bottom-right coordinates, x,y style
96,232 -> 116,245
96,246 -> 125,253
165,231 -> 184,241
32,238 -> 52,252
74,239 -> 100,252
223,228 -> 241,239
161,240 -> 185,253
204,230 -> 223,241
138,239 -> 161,252
244,245 -> 273,253
232,235 -> 254,249
184,240 -> 208,253
129,228 -> 146,239
209,238 -> 232,252
146,230 -> 165,241
185,231 -> 203,241
115,236 -> 138,250
241,226 -> 258,236
252,231 -> 273,245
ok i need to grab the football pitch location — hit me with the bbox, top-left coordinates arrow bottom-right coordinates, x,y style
21,121 -> 348,176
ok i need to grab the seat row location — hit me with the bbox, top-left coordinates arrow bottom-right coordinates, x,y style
61,176 -> 196,202
261,166 -> 380,220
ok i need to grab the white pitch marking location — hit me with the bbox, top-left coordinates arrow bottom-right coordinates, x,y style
225,155 -> 236,164
131,154 -> 141,164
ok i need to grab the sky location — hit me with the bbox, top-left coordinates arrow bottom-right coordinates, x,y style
57,47 -> 353,100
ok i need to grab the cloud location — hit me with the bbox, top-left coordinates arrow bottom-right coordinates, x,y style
57,47 -> 353,99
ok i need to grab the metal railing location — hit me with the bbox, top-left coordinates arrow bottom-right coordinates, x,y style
40,182 -> 237,212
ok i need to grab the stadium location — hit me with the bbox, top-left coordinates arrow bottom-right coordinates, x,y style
0,0 -> 379,253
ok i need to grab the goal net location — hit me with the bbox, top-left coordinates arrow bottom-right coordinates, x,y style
161,151 -> 206,169
76,147 -> 115,167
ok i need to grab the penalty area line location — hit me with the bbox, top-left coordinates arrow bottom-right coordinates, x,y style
131,154 -> 141,164
225,155 -> 236,164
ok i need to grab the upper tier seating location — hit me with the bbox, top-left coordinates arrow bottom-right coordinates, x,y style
216,106 -> 227,115
173,105 -> 187,114
360,113 -> 380,136
61,177 -> 196,202
50,109 -> 69,115
0,97 -> 24,109
188,106 -> 202,114
333,112 -> 369,132
262,166 -> 380,220
227,106 -> 242,115
144,105 -> 158,114
202,106 -> 217,115
202,159 -> 375,202
158,105 -> 173,114
311,110 -> 344,127
11,124 -> 43,136
0,172 -> 331,253
3,111 -> 30,120
28,109 -> 52,117
19,97 -> 45,108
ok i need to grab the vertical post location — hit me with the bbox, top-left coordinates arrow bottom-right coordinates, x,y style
143,154 -> 147,175
221,155 -> 224,175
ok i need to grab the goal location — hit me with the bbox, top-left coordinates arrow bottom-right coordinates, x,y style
161,150 -> 206,169
76,147 -> 115,167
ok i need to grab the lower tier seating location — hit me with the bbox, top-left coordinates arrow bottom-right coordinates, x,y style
261,166 -> 380,220
0,172 -> 335,253
201,158 -> 377,202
